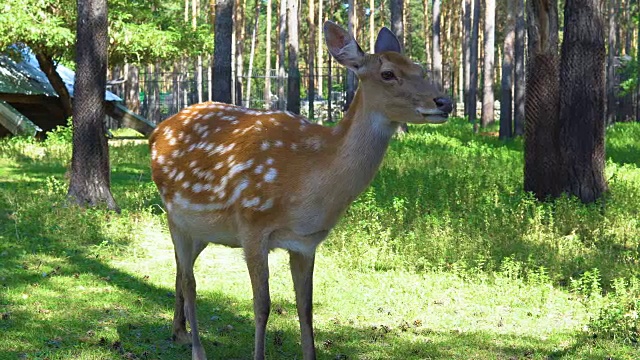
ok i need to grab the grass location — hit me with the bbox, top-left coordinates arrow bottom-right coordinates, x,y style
0,118 -> 638,359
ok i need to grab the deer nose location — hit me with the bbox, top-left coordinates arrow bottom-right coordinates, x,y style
434,97 -> 453,114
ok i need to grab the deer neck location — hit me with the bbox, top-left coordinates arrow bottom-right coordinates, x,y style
328,89 -> 398,198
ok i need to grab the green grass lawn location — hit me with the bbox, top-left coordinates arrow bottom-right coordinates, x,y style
0,119 -> 638,359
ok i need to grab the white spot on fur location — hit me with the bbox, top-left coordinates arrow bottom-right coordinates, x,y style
258,198 -> 274,211
242,197 -> 261,208
264,168 -> 277,183
228,159 -> 254,178
266,158 -> 274,165
254,164 -> 264,174
261,141 -> 270,151
192,183 -> 203,193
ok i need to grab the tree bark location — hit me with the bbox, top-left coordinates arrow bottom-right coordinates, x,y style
278,0 -> 287,110
264,0 -> 272,109
463,0 -> 471,118
513,0 -> 526,135
499,0 -> 515,139
213,0 -> 233,103
432,0 -> 442,89
68,0 -> 118,212
286,0 -> 300,114
425,0 -> 432,67
469,0 -> 480,128
481,0 -> 496,127
559,0 -> 607,203
317,0 -> 324,114
124,63 -> 140,114
234,0 -> 246,105
370,0 -> 376,53
35,53 -> 73,119
605,0 -> 617,124
524,0 -> 562,200
345,0 -> 358,111
308,0 -> 316,120
246,0 -> 260,108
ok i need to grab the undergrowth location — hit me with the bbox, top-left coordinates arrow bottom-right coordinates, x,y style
1,118 -> 639,354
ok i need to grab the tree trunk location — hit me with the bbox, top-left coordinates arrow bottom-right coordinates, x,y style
345,0 -> 358,111
35,53 -> 73,119
605,0 -> 617,124
432,0 -> 442,89
308,0 -> 316,120
68,0 -> 118,212
463,0 -> 471,118
524,0 -> 562,200
513,0 -> 526,135
390,0 -> 404,50
317,0 -> 324,114
469,0 -> 480,128
213,0 -> 233,103
234,0 -> 246,106
278,0 -> 287,110
481,0 -> 496,127
370,0 -> 376,53
264,0 -> 272,109
246,0 -> 260,108
286,0 -> 300,114
499,0 -> 515,139
559,0 -> 607,203
124,63 -> 140,114
425,0 -> 432,66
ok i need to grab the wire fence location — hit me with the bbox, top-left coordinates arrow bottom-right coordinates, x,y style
107,64 -> 457,126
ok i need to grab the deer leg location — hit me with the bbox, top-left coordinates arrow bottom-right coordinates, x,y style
244,240 -> 271,360
172,250 -> 190,344
169,222 -> 208,360
289,251 -> 317,360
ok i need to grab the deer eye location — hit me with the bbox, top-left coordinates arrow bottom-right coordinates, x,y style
381,71 -> 396,81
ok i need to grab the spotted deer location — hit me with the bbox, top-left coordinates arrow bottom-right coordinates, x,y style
150,21 -> 452,360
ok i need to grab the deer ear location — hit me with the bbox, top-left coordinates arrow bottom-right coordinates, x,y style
374,27 -> 402,54
324,21 -> 365,71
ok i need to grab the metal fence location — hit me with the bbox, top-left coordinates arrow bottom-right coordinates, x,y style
106,63 -> 458,126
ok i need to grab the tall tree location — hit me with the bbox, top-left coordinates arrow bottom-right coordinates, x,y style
606,0 -> 617,124
432,0 -> 442,88
67,0 -> 118,211
213,0 -> 233,103
425,0 -> 432,66
264,0 -> 272,109
463,0 -> 471,118
370,0 -> 376,52
345,0 -> 358,110
234,0 -> 246,105
513,0 -> 526,135
308,0 -> 316,120
390,0 -> 404,51
286,0 -> 300,114
559,0 -> 607,202
469,0 -> 480,128
317,0 -> 324,109
245,0 -> 260,107
481,0 -> 496,127
524,0 -> 561,199
278,0 -> 287,110
499,0 -> 515,139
